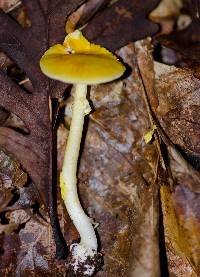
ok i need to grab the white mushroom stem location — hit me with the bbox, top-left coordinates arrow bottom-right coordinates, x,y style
61,83 -> 97,254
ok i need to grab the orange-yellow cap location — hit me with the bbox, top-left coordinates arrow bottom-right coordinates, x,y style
40,30 -> 125,85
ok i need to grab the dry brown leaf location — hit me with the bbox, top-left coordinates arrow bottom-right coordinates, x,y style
0,150 -> 69,276
161,185 -> 200,276
133,37 -> 200,276
0,149 -> 27,201
154,62 -> 200,165
0,216 -> 67,276
0,150 -> 68,276
153,61 -> 200,276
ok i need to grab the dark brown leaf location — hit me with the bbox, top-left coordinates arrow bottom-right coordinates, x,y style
157,18 -> 200,62
83,0 -> 160,51
156,0 -> 200,63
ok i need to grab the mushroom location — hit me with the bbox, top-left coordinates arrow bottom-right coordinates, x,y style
40,30 -> 125,275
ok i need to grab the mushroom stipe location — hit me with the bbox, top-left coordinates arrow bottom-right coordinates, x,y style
40,30 -> 125,276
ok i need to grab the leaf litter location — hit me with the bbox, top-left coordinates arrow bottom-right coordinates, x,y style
0,0 -> 200,276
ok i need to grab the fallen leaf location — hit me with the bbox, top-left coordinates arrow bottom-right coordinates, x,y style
83,0 -> 160,51
0,216 -> 67,276
153,60 -> 200,276
154,62 -> 200,166
0,150 -> 64,276
0,149 -> 27,193
66,0 -> 110,34
161,185 -> 200,275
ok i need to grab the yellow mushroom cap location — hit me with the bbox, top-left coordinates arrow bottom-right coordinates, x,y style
40,30 -> 125,85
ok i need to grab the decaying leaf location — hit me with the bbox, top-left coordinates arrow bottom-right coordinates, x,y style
154,62 -> 200,168
133,32 -> 200,276
0,214 -> 68,276
0,150 -> 64,276
83,0 -> 160,51
161,185 -> 200,275
153,61 -> 200,275
0,150 -> 27,210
